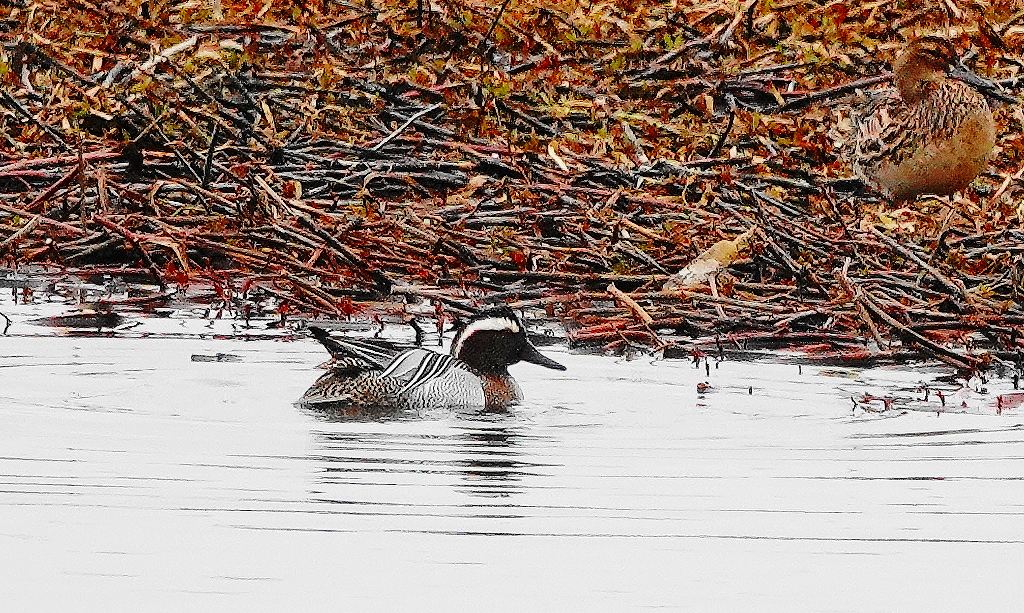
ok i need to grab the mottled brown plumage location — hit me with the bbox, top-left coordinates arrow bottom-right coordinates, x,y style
853,37 -> 998,202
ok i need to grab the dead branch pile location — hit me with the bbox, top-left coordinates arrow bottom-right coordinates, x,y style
3,1 -> 1024,370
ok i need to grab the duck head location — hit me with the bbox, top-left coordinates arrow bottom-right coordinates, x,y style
894,36 -> 1015,104
450,307 -> 566,375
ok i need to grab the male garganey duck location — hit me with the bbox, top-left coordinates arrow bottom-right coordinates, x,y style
853,36 -> 1015,201
299,307 -> 566,410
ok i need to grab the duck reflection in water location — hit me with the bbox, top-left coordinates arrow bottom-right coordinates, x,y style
453,423 -> 531,498
306,409 -> 552,501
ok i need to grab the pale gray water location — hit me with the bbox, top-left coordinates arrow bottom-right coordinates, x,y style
2,298 -> 1024,611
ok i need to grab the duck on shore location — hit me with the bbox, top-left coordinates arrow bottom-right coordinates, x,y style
851,36 -> 1015,202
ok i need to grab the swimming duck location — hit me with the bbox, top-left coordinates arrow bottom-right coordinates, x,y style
299,307 -> 566,410
852,36 -> 1014,201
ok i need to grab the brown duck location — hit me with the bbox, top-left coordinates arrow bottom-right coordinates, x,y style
852,37 -> 1014,201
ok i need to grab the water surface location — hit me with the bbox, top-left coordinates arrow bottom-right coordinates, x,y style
2,297 -> 1023,611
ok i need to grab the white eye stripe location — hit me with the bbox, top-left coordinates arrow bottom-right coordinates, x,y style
464,317 -> 519,334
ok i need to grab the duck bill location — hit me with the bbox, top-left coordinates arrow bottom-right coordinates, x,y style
519,342 -> 567,371
948,63 -> 1019,105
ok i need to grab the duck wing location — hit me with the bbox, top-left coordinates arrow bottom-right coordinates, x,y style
305,327 -> 473,404
308,326 -> 416,370
851,88 -> 905,185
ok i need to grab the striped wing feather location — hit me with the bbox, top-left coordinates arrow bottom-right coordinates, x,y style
308,326 -> 413,370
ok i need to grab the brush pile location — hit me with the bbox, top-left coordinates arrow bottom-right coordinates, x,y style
3,0 -> 1024,369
